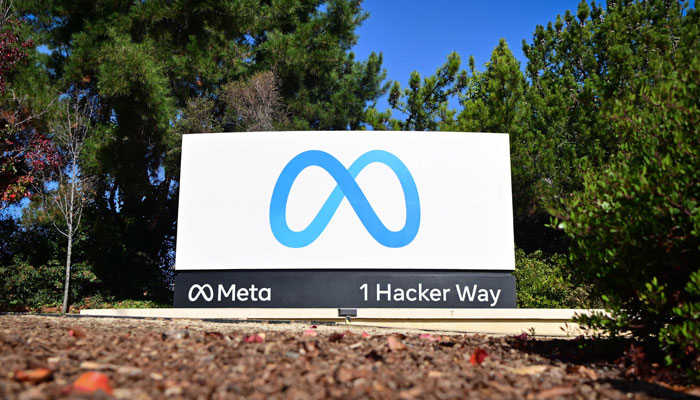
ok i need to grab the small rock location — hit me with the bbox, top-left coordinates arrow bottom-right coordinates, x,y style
162,329 -> 190,340
285,351 -> 300,359
164,386 -> 183,396
18,387 -> 47,400
116,365 -> 143,377
79,361 -> 108,370
150,372 -> 164,381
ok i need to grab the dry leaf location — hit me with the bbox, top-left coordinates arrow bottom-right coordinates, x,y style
303,329 -> 317,337
14,368 -> 52,383
336,368 -> 354,383
538,386 -> 576,399
387,335 -> 407,351
204,331 -> 224,339
72,371 -> 113,395
511,365 -> 548,375
469,348 -> 488,365
68,326 -> 87,338
361,332 -> 371,338
567,365 -> 598,380
329,332 -> 344,342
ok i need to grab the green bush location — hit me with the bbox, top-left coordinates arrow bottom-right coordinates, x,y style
0,258 -> 99,311
559,62 -> 700,377
514,248 -> 595,309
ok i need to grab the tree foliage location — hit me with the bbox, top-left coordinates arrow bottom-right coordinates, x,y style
561,60 -> 700,373
0,1 -> 56,209
11,0 -> 389,298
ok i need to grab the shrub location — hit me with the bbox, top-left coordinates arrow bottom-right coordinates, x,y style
559,62 -> 700,377
513,248 -> 595,309
0,258 -> 99,311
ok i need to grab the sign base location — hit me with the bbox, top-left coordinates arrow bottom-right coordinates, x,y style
174,270 -> 515,308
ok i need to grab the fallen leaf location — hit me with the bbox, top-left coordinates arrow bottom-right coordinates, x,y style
566,365 -> 598,380
419,333 -> 442,342
399,387 -> 422,399
72,371 -> 113,395
365,349 -> 384,362
204,331 -> 224,339
469,348 -> 488,365
79,361 -> 108,370
329,332 -> 344,342
511,365 -> 548,375
244,334 -> 265,343
68,326 -> 87,338
336,367 -> 354,383
303,329 -> 317,337
361,332 -> 371,338
538,386 -> 576,399
387,334 -> 407,351
14,368 -> 53,383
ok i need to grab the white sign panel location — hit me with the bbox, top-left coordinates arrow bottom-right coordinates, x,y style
175,131 -> 515,270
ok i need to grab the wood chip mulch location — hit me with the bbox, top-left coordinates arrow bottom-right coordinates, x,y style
1,314 -> 699,399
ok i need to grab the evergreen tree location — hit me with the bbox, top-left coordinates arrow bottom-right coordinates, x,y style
521,0 -> 699,248
15,0 -> 389,297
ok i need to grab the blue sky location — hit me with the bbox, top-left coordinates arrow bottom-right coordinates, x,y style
352,0 -> 590,111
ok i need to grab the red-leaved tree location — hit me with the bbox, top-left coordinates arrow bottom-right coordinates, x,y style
0,1 -> 58,208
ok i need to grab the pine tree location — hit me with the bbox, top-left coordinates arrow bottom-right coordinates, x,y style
16,0 -> 389,297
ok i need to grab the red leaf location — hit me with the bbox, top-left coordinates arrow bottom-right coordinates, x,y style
244,334 -> 265,343
361,332 -> 370,338
303,329 -> 317,337
72,371 -> 113,395
419,333 -> 442,342
14,368 -> 53,383
469,348 -> 488,365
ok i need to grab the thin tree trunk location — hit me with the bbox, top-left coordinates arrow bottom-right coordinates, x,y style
62,160 -> 78,314
62,230 -> 72,314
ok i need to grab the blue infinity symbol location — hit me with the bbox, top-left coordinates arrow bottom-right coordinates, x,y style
269,150 -> 420,248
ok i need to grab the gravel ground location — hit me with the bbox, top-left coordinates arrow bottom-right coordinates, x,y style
1,314 -> 699,399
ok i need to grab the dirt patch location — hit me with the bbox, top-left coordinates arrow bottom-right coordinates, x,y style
1,314 -> 698,399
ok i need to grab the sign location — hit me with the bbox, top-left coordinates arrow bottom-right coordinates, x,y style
174,271 -> 516,308
175,131 -> 515,271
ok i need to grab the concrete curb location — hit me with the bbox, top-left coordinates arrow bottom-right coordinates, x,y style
79,308 -> 606,337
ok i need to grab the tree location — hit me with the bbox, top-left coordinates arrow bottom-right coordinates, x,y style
387,52 -> 466,131
520,0 -> 699,252
16,0 -> 389,297
454,40 -> 550,252
41,93 -> 95,313
221,71 -> 288,132
559,58 -> 700,375
0,0 -> 56,209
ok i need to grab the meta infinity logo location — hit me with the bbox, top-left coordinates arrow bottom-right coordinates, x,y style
269,150 -> 420,248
